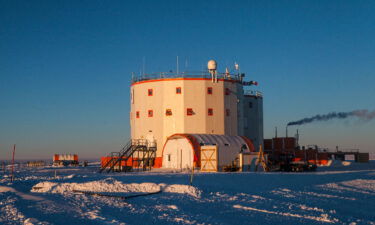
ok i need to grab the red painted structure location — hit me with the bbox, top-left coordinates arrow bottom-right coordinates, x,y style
101,134 -> 255,169
101,157 -> 136,168
53,154 -> 79,166
264,137 -> 296,150
264,137 -> 330,166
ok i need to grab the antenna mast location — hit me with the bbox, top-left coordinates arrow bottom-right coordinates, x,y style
176,56 -> 179,74
11,144 -> 16,182
142,57 -> 146,75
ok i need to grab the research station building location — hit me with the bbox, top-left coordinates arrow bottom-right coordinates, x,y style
128,60 -> 263,170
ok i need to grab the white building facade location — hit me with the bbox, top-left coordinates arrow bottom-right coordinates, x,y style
129,61 -> 263,167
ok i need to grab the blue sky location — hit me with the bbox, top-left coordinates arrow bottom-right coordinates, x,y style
1,0 -> 374,159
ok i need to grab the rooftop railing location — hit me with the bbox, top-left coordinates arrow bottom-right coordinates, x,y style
244,90 -> 263,97
131,71 -> 244,83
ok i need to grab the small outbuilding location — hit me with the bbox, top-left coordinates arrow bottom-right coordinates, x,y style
53,154 -> 79,166
162,134 -> 255,171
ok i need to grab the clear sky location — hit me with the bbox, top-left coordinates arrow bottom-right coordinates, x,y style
1,0 -> 375,160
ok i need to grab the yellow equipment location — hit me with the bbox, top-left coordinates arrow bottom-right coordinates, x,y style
255,145 -> 269,172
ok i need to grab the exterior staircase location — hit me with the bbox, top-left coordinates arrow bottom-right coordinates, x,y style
99,139 -> 156,173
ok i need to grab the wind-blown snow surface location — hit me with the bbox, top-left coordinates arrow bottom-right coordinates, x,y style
0,162 -> 375,224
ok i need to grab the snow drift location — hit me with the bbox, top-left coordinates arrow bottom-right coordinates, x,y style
31,178 -> 201,198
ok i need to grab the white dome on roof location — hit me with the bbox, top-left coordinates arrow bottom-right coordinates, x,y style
207,60 -> 217,70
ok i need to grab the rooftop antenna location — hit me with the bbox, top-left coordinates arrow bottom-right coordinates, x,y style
225,67 -> 230,79
296,129 -> 300,147
234,62 -> 239,73
176,56 -> 179,74
142,56 -> 146,75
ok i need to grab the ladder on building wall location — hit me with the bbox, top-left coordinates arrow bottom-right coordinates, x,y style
99,139 -> 156,173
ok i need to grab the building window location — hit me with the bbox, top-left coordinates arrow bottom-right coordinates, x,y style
225,88 -> 230,95
208,108 -> 213,116
148,89 -> 153,96
168,154 -> 171,161
176,87 -> 181,94
226,109 -> 230,116
187,108 -> 194,116
207,87 -> 213,95
136,111 -> 140,118
249,102 -> 253,108
148,110 -> 153,117
165,109 -> 172,116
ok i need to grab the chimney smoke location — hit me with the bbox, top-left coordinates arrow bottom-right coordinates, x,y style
287,109 -> 375,126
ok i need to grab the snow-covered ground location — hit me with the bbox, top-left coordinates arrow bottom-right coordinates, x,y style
1,161 -> 375,225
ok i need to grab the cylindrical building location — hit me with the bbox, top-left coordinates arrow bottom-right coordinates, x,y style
130,71 -> 243,164
243,90 -> 264,151
128,61 -> 263,168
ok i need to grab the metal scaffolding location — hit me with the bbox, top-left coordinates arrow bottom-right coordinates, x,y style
99,139 -> 156,173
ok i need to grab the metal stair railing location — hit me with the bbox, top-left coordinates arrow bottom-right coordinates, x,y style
107,146 -> 136,173
107,139 -> 149,173
100,139 -> 155,173
103,139 -> 150,173
99,140 -> 132,173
